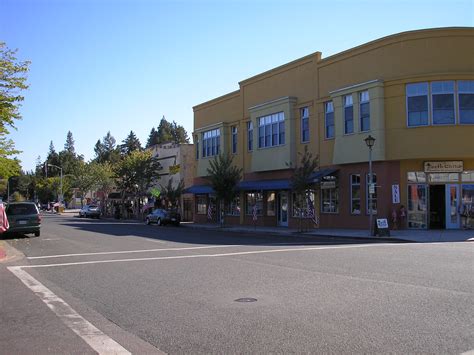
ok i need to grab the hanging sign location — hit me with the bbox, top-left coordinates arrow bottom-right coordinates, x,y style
392,184 -> 400,204
321,181 -> 336,189
424,161 -> 463,173
169,164 -> 180,175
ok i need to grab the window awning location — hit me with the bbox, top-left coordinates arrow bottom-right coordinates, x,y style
184,185 -> 215,194
237,179 -> 291,191
308,168 -> 338,183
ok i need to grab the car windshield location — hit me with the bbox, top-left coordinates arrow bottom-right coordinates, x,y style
7,203 -> 38,215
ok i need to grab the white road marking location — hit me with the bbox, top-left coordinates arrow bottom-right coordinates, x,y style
7,266 -> 131,355
23,243 -> 394,268
41,238 -> 61,241
27,244 -> 242,259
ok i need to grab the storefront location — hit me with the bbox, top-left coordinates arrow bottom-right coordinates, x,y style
405,161 -> 474,229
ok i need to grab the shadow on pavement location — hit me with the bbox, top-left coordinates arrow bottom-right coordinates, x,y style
51,214 -> 406,247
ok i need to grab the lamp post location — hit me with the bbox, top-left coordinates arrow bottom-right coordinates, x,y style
364,135 -> 376,236
48,164 -> 63,204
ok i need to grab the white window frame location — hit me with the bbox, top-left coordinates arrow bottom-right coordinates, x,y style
247,121 -> 253,151
458,80 -> 474,125
406,82 -> 430,127
344,95 -> 354,135
350,174 -> 361,215
359,91 -> 370,132
258,112 -> 285,149
431,81 -> 456,125
366,173 -> 377,215
300,107 -> 309,143
321,186 -> 338,214
324,101 -> 334,139
202,128 -> 220,158
231,126 -> 237,154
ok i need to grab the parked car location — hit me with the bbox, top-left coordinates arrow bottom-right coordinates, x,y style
145,208 -> 181,226
79,205 -> 101,219
5,202 -> 41,237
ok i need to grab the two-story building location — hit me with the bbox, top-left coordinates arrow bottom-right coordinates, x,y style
188,27 -> 474,230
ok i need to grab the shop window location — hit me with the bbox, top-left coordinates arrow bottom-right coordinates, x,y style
292,191 -> 316,217
245,192 -> 263,215
350,174 -> 361,214
462,171 -> 474,182
267,192 -> 276,216
432,81 -> 455,125
407,184 -> 428,229
226,196 -> 240,216
247,121 -> 253,151
300,107 -> 309,143
231,126 -> 237,154
325,101 -> 334,139
196,195 -> 207,214
366,173 -> 377,214
258,112 -> 285,148
344,95 -> 354,134
321,187 -> 338,213
406,82 -> 429,127
458,80 -> 474,124
461,184 -> 474,229
428,173 -> 459,183
359,91 -> 370,132
407,172 -> 426,183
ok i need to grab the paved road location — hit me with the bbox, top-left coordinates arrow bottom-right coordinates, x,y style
2,213 -> 473,354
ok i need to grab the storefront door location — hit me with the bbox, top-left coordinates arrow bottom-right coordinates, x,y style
278,192 -> 288,227
429,185 -> 446,229
445,184 -> 460,229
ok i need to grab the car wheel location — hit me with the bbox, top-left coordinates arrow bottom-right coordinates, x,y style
156,218 -> 161,226
146,218 -> 151,225
34,231 -> 40,237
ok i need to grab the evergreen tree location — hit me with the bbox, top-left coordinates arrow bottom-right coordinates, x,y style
120,130 -> 142,155
171,121 -> 190,144
46,141 -> 60,175
94,131 -> 120,164
146,127 -> 159,148
156,116 -> 173,144
64,131 -> 75,154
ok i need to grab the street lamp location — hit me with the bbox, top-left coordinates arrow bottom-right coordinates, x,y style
364,135 -> 376,236
47,164 -> 63,204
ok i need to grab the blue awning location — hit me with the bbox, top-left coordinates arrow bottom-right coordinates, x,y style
308,168 -> 338,183
184,185 -> 215,194
237,179 -> 291,191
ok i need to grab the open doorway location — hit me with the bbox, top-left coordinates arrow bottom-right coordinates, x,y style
429,185 -> 446,229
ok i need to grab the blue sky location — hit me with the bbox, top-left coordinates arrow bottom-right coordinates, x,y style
1,0 -> 473,171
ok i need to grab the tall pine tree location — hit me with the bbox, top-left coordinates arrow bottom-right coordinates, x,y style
120,130 -> 142,156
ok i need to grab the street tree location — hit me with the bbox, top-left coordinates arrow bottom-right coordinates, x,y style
160,178 -> 185,208
93,162 -> 115,215
0,42 -> 30,178
206,153 -> 242,224
73,161 -> 97,207
289,146 -> 319,232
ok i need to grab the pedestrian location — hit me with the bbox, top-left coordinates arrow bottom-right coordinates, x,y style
399,205 -> 406,229
391,208 -> 398,230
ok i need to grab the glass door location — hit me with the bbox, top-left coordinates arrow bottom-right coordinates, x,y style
278,192 -> 288,227
407,184 -> 427,229
445,184 -> 460,229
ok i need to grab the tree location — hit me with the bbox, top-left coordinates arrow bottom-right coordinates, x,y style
0,42 -> 30,178
93,162 -> 115,215
73,161 -> 97,207
120,130 -> 142,156
289,146 -> 319,232
94,131 -> 120,164
46,141 -> 60,176
64,131 -> 75,155
146,127 -> 159,148
160,178 -> 185,208
114,150 -> 161,218
206,153 -> 242,225
171,121 -> 190,144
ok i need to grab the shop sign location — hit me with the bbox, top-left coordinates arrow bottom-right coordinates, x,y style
392,184 -> 400,204
169,164 -> 180,175
424,161 -> 463,173
375,218 -> 390,237
321,181 -> 336,189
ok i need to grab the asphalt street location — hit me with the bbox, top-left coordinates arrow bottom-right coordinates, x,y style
1,213 -> 473,354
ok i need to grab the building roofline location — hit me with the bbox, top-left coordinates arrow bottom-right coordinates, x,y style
193,90 -> 240,112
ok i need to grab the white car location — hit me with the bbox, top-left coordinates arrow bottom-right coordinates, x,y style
79,205 -> 101,219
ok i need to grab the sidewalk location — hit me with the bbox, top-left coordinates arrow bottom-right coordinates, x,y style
181,222 -> 474,243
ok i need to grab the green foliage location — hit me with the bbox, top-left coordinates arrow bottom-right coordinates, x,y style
94,131 -> 120,164
114,150 -> 161,199
146,127 -> 159,148
73,161 -> 97,206
146,117 -> 190,148
11,191 -> 25,202
64,131 -> 75,154
171,120 -> 190,144
160,178 -> 184,207
0,42 -> 30,178
206,153 -> 242,210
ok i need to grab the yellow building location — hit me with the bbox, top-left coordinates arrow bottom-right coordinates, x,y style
189,27 -> 474,230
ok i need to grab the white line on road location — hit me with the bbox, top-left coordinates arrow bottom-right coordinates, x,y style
7,266 -> 131,355
23,243 -> 394,268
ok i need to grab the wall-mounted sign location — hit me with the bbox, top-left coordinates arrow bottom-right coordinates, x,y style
392,184 -> 400,204
169,164 -> 180,175
321,181 -> 336,189
424,161 -> 463,173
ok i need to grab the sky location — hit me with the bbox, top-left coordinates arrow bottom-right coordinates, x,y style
1,0 -> 473,171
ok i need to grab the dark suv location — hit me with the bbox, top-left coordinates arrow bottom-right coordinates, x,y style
5,202 -> 41,237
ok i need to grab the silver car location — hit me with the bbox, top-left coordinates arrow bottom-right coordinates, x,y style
145,208 -> 180,226
79,205 -> 101,219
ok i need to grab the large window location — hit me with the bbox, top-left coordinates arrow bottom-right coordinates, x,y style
344,95 -> 354,134
258,112 -> 285,148
202,128 -> 220,158
196,195 -> 207,214
359,91 -> 370,132
321,187 -> 338,213
366,173 -> 377,214
292,191 -> 316,217
300,107 -> 309,142
195,137 -> 199,160
247,121 -> 253,151
267,192 -> 276,216
245,192 -> 263,215
459,80 -> 474,124
226,196 -> 240,216
325,101 -> 334,139
432,81 -> 455,125
231,126 -> 237,154
406,82 -> 429,127
350,174 -> 361,215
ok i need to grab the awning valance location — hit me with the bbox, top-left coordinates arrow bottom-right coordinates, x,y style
184,185 -> 215,194
308,168 -> 338,183
237,179 -> 291,191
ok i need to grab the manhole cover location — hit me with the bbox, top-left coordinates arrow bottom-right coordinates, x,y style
234,297 -> 257,303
